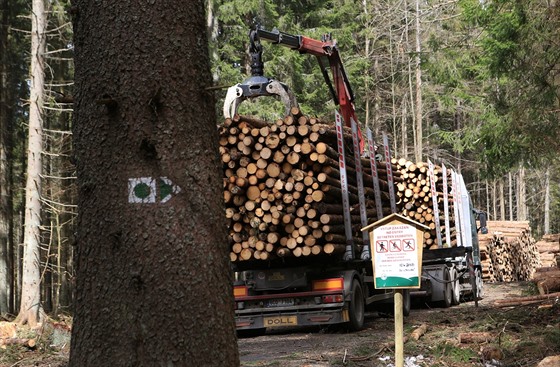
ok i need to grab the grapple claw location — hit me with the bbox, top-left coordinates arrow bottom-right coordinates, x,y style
222,78 -> 298,119
223,85 -> 243,119
222,27 -> 298,119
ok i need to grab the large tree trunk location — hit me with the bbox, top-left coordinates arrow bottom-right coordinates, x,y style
508,172 -> 513,221
517,164 -> 527,221
206,0 -> 219,83
56,112 -> 76,315
69,1 -> 239,366
389,29 -> 398,145
492,180 -> 497,220
499,179 -> 505,220
15,0 -> 46,327
404,0 -> 416,161
0,0 -> 13,315
0,0 -> 12,316
413,0 -> 423,162
362,0 -> 371,130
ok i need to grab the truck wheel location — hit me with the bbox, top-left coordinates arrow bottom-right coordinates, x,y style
450,267 -> 461,305
348,279 -> 365,331
403,289 -> 411,317
475,268 -> 484,299
237,328 -> 266,338
443,267 -> 453,308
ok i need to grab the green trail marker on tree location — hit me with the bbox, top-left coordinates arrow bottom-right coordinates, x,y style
128,177 -> 182,204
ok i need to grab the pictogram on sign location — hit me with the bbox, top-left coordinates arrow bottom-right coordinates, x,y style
376,240 -> 388,253
403,239 -> 415,251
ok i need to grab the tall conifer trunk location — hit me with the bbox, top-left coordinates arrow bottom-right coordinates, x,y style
0,0 -> 11,315
16,0 -> 46,326
414,0 -> 423,162
69,1 -> 238,365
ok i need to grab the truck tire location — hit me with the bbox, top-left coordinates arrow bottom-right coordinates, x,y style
443,267 -> 453,308
403,289 -> 411,317
237,328 -> 266,338
375,290 -> 410,316
475,268 -> 484,299
450,267 -> 461,305
348,279 -> 365,331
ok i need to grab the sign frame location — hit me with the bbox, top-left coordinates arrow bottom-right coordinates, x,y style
362,213 -> 429,289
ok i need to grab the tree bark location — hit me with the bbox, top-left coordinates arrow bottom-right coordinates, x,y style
16,0 -> 46,327
0,0 -> 12,316
499,179 -> 505,220
508,172 -> 513,221
492,180 -> 497,220
517,165 -> 527,221
69,1 -> 239,366
414,0 -> 423,162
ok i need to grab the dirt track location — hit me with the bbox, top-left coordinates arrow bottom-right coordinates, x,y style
238,282 -> 560,367
0,282 -> 557,367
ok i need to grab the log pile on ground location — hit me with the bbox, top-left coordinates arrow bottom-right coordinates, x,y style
493,291 -> 560,307
531,235 -> 560,294
478,236 -> 494,280
0,322 -> 36,349
532,268 -> 560,295
219,112 -> 460,263
535,234 -> 560,267
537,356 -> 560,367
478,221 -> 540,282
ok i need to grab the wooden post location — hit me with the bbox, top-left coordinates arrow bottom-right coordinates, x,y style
394,289 -> 404,367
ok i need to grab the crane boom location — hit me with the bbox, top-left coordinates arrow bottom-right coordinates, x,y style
222,26 -> 363,151
254,27 -> 357,131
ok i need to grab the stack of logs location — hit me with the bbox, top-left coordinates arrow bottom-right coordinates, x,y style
478,221 -> 541,282
391,158 -> 457,249
532,234 -> 560,295
535,234 -> 560,267
219,112 -> 459,263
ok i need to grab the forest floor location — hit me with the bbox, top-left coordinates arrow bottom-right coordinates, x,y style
1,282 -> 559,367
237,282 -> 560,367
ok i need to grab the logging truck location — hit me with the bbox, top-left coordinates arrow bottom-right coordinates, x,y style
221,26 -> 487,334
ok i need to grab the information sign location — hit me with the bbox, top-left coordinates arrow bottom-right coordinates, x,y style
362,214 -> 428,289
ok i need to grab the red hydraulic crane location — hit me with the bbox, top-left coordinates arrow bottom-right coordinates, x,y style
223,26 -> 363,150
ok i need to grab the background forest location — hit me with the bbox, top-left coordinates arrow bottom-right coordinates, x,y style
0,0 -> 558,318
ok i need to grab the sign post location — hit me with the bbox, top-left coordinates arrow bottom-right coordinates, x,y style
362,214 -> 429,367
394,288 -> 404,365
